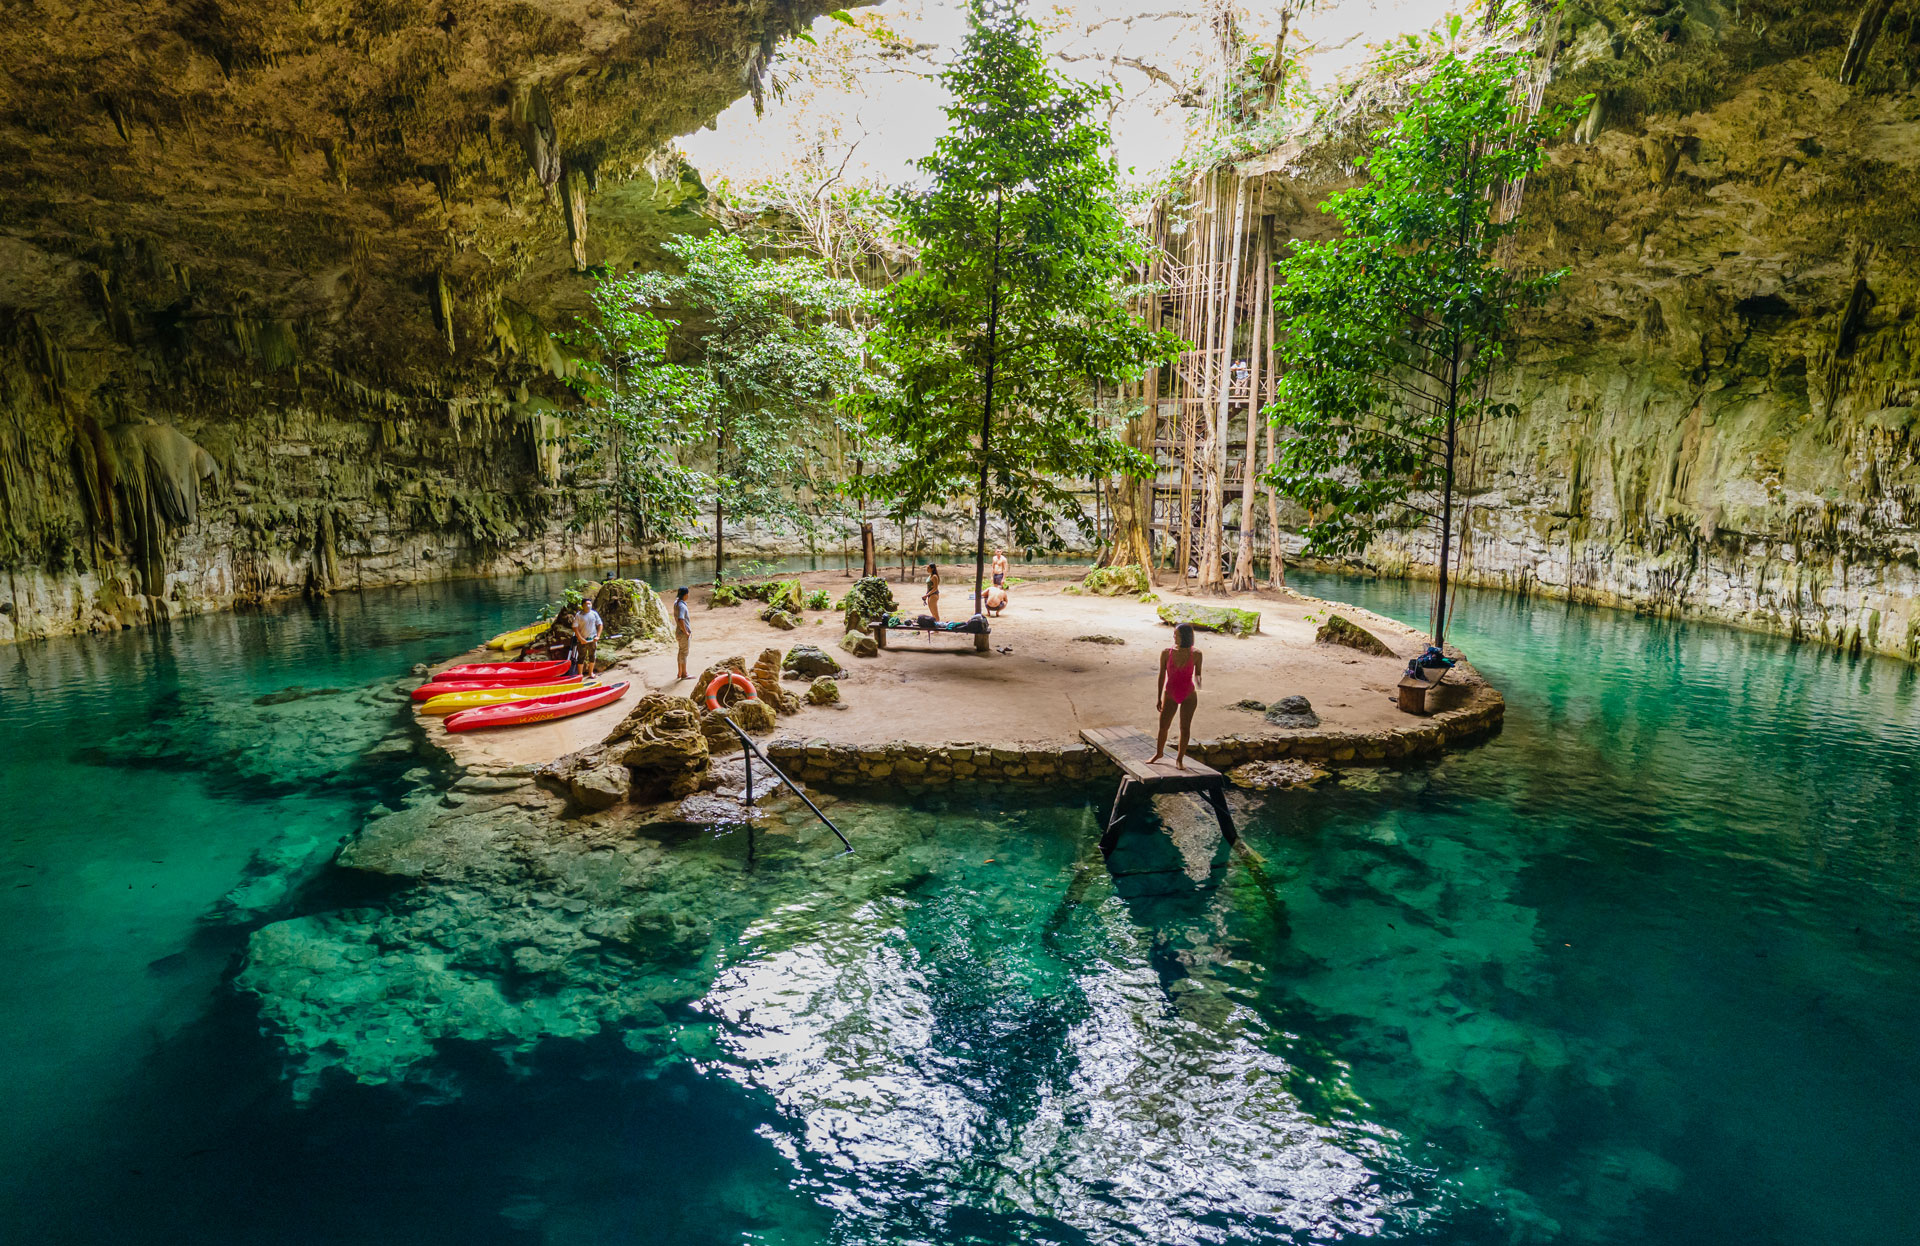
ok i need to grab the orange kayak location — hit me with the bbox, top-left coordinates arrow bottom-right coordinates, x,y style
438,659 -> 573,681
444,682 -> 630,733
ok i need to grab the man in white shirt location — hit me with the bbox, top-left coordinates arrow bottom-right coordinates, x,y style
674,586 -> 692,681
575,598 -> 603,675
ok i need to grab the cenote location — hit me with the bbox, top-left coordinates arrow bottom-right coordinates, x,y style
2,564 -> 1915,1246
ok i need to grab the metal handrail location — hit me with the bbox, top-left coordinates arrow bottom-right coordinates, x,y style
722,717 -> 853,854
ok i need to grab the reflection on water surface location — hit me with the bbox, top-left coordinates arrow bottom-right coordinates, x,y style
1,562 -> 1915,1244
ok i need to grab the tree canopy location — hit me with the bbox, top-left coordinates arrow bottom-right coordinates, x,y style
1264,40 -> 1576,644
573,232 -> 869,579
852,0 -> 1183,609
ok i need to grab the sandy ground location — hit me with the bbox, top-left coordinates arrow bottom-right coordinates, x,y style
433,566 -> 1457,771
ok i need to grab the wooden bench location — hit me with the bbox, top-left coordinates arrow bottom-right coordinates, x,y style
1080,725 -> 1237,846
870,618 -> 991,653
1396,666 -> 1449,715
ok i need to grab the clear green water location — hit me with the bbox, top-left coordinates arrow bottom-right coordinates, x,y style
2,564 -> 1916,1244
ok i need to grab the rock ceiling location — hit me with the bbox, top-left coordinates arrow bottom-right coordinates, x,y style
0,0 -> 838,394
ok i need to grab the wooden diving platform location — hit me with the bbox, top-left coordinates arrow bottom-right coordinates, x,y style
1080,726 -> 1238,847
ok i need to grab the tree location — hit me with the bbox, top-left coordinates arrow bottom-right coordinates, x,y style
564,281 -> 714,567
593,233 -> 869,581
1264,39 -> 1576,648
854,0 -> 1184,615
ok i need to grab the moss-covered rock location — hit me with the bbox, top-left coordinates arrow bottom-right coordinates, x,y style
1082,564 -> 1149,596
840,576 -> 898,634
730,698 -> 777,733
782,644 -> 842,679
1316,613 -> 1395,657
709,585 -> 741,608
593,579 -> 671,643
840,630 -> 879,658
805,677 -> 840,705
1158,601 -> 1260,636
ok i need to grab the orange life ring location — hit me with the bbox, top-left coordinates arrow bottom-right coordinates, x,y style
706,671 -> 756,711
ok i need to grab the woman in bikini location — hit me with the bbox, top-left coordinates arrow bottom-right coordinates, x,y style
922,563 -> 941,622
1150,622 -> 1203,769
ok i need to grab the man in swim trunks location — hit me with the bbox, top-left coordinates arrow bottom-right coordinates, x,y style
674,586 -> 692,681
574,598 -> 603,675
991,549 -> 1008,587
1150,622 -> 1203,769
984,583 -> 1009,616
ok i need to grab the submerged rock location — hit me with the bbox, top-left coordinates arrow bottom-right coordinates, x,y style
1229,758 -> 1327,789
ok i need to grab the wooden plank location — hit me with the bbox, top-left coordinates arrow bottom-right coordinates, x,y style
1079,726 -> 1222,790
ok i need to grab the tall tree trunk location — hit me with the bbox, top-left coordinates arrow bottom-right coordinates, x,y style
1263,251 -> 1286,588
1230,219 -> 1265,590
1200,175 -> 1245,592
713,492 -> 724,583
973,192 -> 1004,619
611,412 -> 622,579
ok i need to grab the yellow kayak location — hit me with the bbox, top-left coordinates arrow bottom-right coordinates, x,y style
419,680 -> 586,715
485,621 -> 549,651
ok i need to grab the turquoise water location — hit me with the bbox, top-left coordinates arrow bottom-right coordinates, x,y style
2,563 -> 1916,1244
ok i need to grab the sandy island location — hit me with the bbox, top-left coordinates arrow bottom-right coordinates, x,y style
430,566 -> 1503,783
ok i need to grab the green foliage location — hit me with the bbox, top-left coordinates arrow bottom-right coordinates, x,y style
804,588 -> 833,611
1265,43 -> 1579,561
709,584 -> 741,607
1081,564 -> 1149,596
564,279 -> 712,548
852,0 -> 1183,597
574,234 -> 869,576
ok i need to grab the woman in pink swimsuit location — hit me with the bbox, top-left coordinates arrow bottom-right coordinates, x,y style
1151,622 -> 1203,769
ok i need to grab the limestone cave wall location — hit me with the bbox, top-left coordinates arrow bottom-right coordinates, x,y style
0,0 -> 842,641
1359,0 -> 1920,660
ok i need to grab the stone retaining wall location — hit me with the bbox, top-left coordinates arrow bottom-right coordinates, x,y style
767,686 -> 1505,787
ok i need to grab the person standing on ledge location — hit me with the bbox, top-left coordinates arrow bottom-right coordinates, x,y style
575,597 -> 603,676
1150,622 -> 1203,770
674,586 -> 692,682
922,563 -> 941,623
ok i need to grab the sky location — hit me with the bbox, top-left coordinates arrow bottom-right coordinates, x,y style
678,0 -> 1465,191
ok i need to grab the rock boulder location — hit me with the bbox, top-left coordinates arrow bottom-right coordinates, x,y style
782,644 -> 843,679
840,630 -> 880,658
1264,696 -> 1320,729
806,677 -> 841,705
1158,601 -> 1261,636
840,576 -> 898,634
1316,613 -> 1395,657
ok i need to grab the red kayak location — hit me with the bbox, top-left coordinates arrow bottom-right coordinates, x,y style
412,675 -> 582,702
443,681 -> 630,733
438,660 -> 572,682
